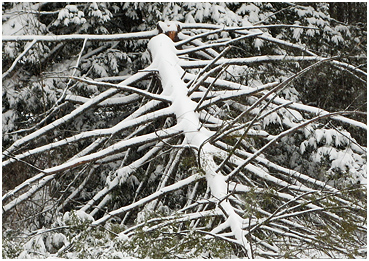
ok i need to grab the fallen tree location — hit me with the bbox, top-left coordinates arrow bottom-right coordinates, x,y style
2,3 -> 367,259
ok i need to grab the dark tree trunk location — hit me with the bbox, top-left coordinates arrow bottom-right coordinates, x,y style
329,2 -> 367,24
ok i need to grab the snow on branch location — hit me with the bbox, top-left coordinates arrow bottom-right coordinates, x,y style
226,110 -> 366,181
92,173 -> 204,226
2,30 -> 158,42
69,76 -> 173,103
2,107 -> 174,167
65,94 -> 140,106
3,71 -> 151,157
2,16 -> 366,258
180,22 -> 319,32
39,125 -> 182,175
3,39 -> 37,79
185,73 -> 367,130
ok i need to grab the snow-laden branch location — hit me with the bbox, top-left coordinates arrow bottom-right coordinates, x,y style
85,142 -> 165,215
195,82 -> 278,110
180,55 -> 323,68
216,141 -> 339,193
272,97 -> 367,130
214,147 -> 315,192
2,172 -> 45,202
177,32 -> 220,59
213,57 -> 337,153
181,53 -> 366,78
2,107 -> 173,167
57,166 -> 95,212
3,175 -> 56,212
176,28 -> 224,47
4,132 -> 176,212
69,76 -> 172,103
226,110 -> 366,181
92,173 -> 204,226
3,102 -> 173,167
122,209 -> 222,237
3,39 -> 37,79
3,71 -> 151,157
188,60 -> 229,95
2,30 -> 158,42
146,33 -> 255,257
37,125 -> 182,175
3,137 -> 106,211
180,22 -> 319,32
65,93 -> 140,106
176,32 -> 262,56
180,22 -> 318,56
175,24 -> 317,49
185,73 -> 367,130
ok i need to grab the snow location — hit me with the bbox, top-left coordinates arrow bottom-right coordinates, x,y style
211,5 -> 220,21
336,25 -> 351,37
195,8 -> 204,22
66,4 -> 78,13
118,233 -> 129,241
157,21 -> 180,33
263,111 -> 282,128
311,145 -> 366,184
254,38 -> 264,49
149,165 -> 164,183
3,4 -> 367,258
2,3 -> 46,36
315,129 -> 325,143
331,34 -> 344,45
3,70 -> 154,160
148,33 -> 206,148
293,27 -> 304,41
330,150 -> 354,171
3,30 -> 158,41
93,63 -> 109,77
63,210 -> 93,223
92,172 -> 204,226
90,29 -> 255,254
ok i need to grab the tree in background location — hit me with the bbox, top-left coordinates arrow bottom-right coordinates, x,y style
2,2 -> 367,258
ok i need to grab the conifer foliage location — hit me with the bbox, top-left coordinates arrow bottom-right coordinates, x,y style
2,2 -> 367,258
